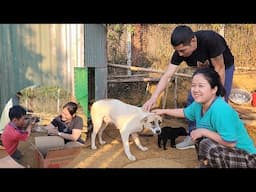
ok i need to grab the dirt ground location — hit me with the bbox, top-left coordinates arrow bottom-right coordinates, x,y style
10,72 -> 256,168
18,118 -> 199,168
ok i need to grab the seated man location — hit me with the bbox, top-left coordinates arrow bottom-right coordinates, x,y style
0,92 -> 33,134
1,105 -> 36,163
44,102 -> 84,146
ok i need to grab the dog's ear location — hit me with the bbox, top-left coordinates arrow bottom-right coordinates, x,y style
141,116 -> 148,124
141,114 -> 162,124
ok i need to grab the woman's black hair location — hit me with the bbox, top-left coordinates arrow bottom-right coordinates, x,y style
63,102 -> 78,116
192,68 -> 226,97
171,25 -> 195,47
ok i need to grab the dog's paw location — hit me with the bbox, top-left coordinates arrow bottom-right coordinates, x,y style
141,146 -> 148,151
99,140 -> 106,145
128,155 -> 136,161
91,145 -> 97,150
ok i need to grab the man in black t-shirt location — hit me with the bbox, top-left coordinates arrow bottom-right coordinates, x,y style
143,25 -> 235,150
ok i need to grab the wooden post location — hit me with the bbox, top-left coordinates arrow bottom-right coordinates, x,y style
174,76 -> 178,108
127,26 -> 132,76
162,78 -> 170,109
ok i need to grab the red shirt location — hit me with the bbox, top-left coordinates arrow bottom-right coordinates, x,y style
1,123 -> 29,155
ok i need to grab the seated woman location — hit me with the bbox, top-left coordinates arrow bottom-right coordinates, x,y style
45,101 -> 84,146
152,68 -> 256,168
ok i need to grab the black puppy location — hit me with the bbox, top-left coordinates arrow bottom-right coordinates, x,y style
158,126 -> 187,150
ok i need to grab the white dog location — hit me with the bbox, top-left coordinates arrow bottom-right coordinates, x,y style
90,99 -> 162,161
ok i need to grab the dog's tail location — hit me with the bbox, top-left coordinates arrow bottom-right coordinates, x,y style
87,99 -> 96,132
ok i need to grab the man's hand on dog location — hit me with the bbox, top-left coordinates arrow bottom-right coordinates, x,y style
142,97 -> 157,112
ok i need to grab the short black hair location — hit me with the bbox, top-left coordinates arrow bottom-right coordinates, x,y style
171,25 -> 195,46
9,105 -> 27,121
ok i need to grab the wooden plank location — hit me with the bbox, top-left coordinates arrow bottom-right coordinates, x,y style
108,63 -> 192,78
107,77 -> 160,83
230,102 -> 256,113
109,74 -> 148,78
239,113 -> 256,120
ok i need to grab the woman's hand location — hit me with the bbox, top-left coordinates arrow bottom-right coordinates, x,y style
151,109 -> 166,115
190,129 -> 204,142
47,127 -> 59,136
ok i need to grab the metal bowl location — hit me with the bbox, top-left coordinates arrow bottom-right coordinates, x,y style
229,88 -> 252,105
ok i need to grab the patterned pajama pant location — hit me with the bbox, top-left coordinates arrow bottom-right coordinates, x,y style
198,138 -> 256,168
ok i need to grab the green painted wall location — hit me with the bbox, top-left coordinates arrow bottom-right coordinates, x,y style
74,67 -> 88,117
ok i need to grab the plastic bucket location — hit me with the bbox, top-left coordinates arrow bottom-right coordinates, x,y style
252,92 -> 256,107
